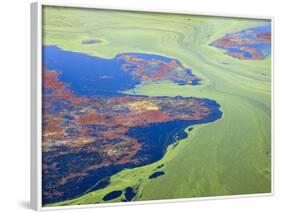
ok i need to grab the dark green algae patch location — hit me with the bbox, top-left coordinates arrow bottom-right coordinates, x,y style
42,45 -> 223,205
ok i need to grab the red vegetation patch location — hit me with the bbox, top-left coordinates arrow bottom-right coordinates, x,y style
76,111 -> 107,125
118,54 -> 200,85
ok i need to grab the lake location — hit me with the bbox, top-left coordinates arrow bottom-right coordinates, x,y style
42,45 -> 222,205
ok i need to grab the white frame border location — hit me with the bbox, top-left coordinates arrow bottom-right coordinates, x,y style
31,1 -> 274,211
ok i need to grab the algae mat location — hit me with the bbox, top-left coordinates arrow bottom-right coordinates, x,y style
42,6 -> 271,207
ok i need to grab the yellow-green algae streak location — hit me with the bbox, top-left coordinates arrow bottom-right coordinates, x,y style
43,6 -> 271,206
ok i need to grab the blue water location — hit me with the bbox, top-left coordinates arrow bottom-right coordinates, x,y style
43,45 -> 141,96
43,45 -> 199,97
149,171 -> 165,179
123,187 -> 136,201
103,190 -> 123,201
